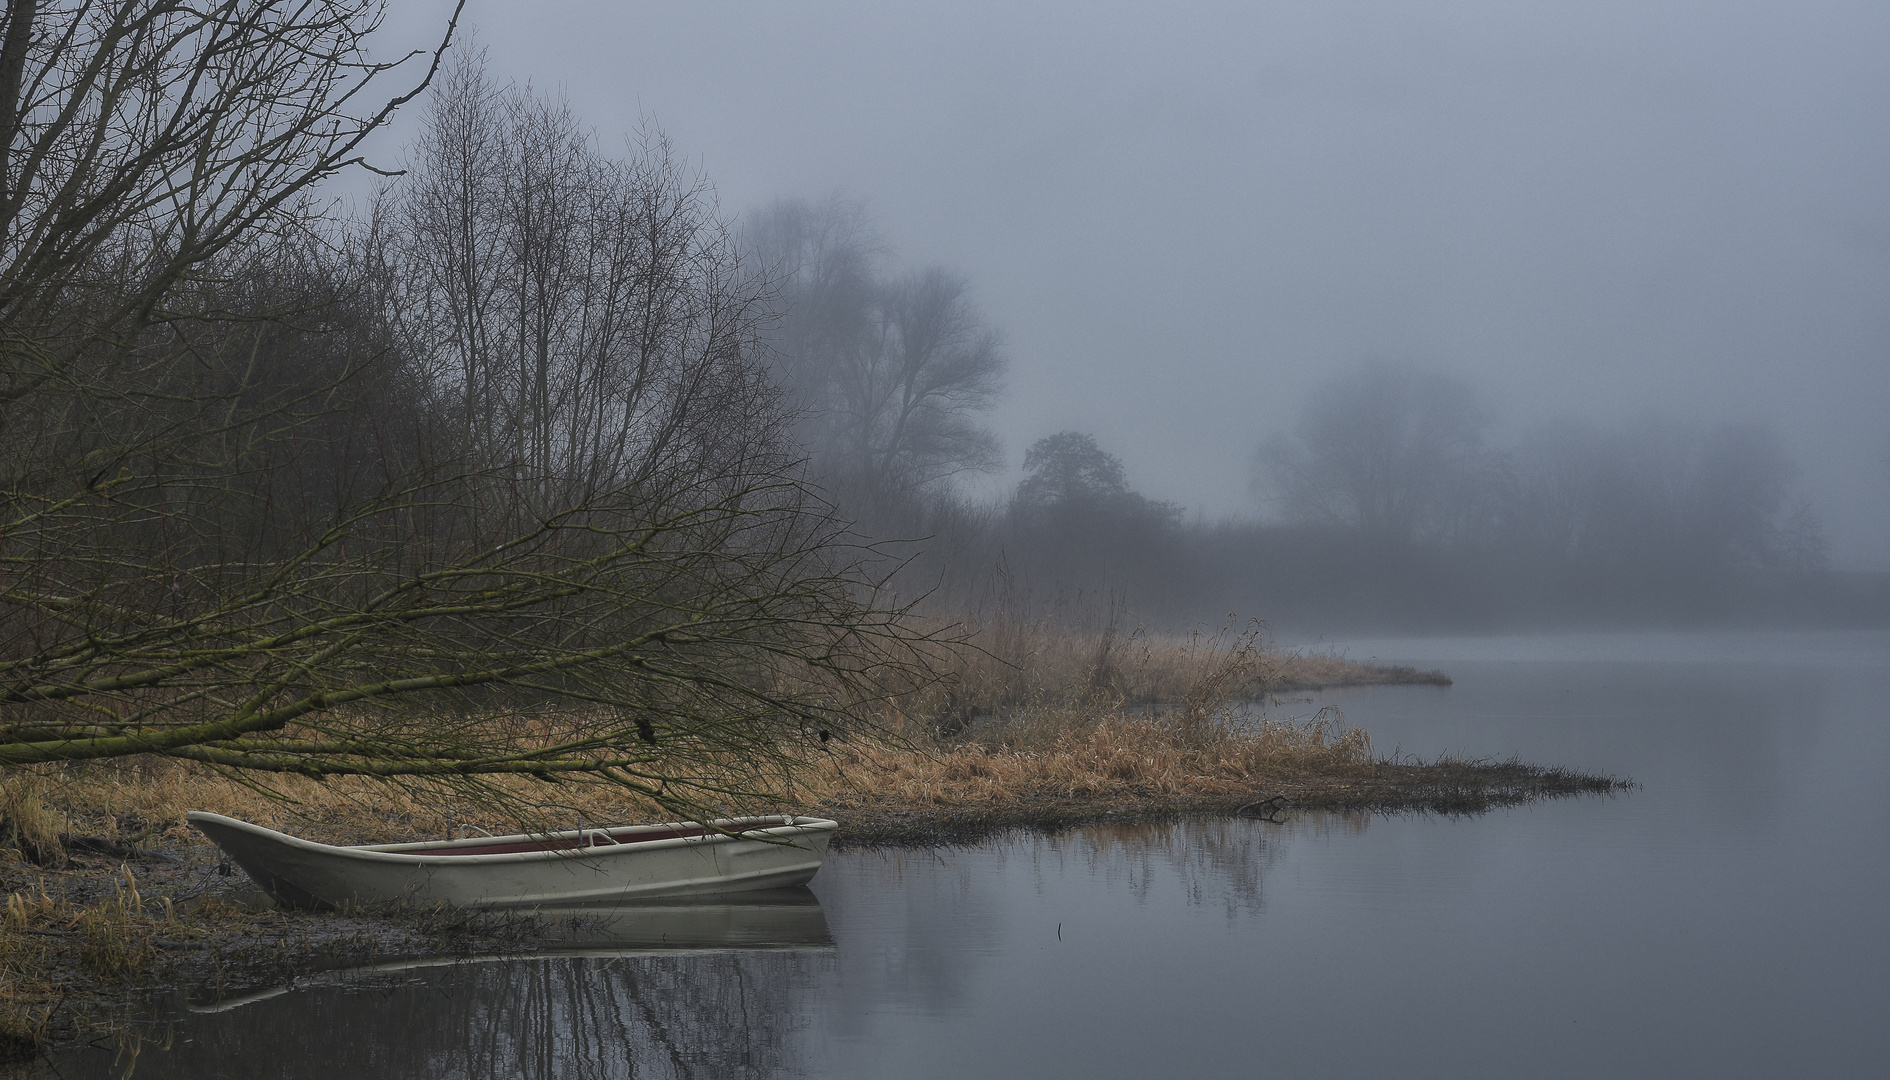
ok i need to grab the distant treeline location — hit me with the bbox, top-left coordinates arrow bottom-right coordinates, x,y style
992,363 -> 1870,631
751,205 -> 1878,630
890,417 -> 1881,632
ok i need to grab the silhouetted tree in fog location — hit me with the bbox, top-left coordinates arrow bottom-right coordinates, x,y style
742,195 -> 881,451
1015,432 -> 1174,523
744,198 -> 1004,519
1254,360 -> 1492,543
1207,363 -> 1844,628
1504,414 -> 1826,603
1006,432 -> 1180,598
851,267 -> 1005,494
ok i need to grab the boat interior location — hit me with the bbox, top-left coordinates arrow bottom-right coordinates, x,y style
367,816 -> 809,857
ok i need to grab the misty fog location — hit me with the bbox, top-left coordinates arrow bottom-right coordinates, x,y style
11,7 -> 1888,1074
361,1 -> 1890,632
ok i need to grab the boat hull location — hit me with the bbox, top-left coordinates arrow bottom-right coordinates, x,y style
186,811 -> 837,910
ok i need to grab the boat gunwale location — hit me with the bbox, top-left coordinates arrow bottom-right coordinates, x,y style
185,811 -> 837,866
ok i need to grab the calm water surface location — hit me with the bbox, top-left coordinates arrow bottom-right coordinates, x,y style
54,630 -> 1890,1078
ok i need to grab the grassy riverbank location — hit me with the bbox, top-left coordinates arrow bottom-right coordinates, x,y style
819,738 -> 1617,848
0,630 -> 1619,1059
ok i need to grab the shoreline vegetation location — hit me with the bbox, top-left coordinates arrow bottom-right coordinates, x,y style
0,626 -> 1624,1059
820,623 -> 1601,846
0,6 -> 1611,1064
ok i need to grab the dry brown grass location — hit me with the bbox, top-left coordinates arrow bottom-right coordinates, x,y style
0,778 -> 67,870
0,613 -> 1616,1056
0,887 -> 54,1060
910,605 -> 1445,737
1268,650 -> 1452,691
71,870 -> 158,984
0,852 -> 555,1060
811,710 -> 1372,811
0,709 -> 1373,862
0,869 -> 165,987
922,612 -> 1267,725
0,868 -> 182,1058
2,758 -> 672,850
810,615 -> 1382,828
0,613 -> 1448,855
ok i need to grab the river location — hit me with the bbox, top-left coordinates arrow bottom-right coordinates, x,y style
49,630 -> 1890,1078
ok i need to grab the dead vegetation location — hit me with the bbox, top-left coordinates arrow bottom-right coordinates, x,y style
0,614 -> 1617,1058
1268,652 -> 1452,691
824,616 -> 1376,805
805,613 -> 1597,845
0,616 -> 1464,856
0,853 -> 546,1064
0,869 -> 168,1060
911,606 -> 1445,739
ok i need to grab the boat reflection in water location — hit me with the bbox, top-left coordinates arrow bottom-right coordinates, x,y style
72,890 -> 834,1080
530,886 -> 835,949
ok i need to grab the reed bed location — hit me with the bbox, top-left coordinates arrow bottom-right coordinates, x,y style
0,758 -> 671,853
813,710 -> 1372,809
1268,652 -> 1452,691
912,606 -> 1446,733
802,616 -> 1408,842
0,868 -> 179,1059
0,618 -> 1617,1054
0,618 -> 1458,858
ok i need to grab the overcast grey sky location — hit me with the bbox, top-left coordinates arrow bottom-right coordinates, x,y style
374,1 -> 1890,568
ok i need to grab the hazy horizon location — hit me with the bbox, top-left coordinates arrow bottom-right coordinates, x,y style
369,1 -> 1890,570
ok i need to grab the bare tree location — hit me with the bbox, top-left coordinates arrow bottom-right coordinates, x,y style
382,52 -> 784,506
744,198 -> 1004,513
742,194 -> 881,434
837,267 -> 1004,498
0,5 -> 929,824
0,1 -> 458,434
1253,359 -> 1491,543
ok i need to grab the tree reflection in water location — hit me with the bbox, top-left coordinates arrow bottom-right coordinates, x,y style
44,818 -> 1364,1079
49,905 -> 835,1080
1034,813 -> 1370,917
65,951 -> 830,1079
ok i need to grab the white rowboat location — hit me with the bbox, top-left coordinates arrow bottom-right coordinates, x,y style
186,811 -> 838,910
